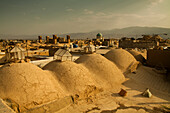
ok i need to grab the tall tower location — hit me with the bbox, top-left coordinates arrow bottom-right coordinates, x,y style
67,35 -> 71,44
57,37 -> 61,42
38,36 -> 42,43
53,35 -> 58,44
46,36 -> 49,43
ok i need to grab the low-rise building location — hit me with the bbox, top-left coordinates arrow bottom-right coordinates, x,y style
53,49 -> 72,61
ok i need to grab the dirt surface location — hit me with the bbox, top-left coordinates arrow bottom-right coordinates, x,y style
55,66 -> 170,113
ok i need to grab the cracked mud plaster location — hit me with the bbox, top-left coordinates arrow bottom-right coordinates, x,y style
0,63 -> 67,111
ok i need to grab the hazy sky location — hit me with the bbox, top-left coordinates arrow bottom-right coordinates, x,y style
0,0 -> 170,35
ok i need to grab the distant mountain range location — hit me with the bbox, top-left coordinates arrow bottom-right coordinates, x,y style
0,26 -> 170,40
62,26 -> 170,39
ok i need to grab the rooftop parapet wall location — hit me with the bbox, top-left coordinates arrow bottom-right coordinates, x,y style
147,49 -> 170,69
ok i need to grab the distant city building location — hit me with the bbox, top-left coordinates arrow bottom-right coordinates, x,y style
84,44 -> 96,54
142,35 -> 163,42
119,35 -> 160,49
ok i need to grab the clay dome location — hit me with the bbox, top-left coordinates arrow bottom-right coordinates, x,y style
43,61 -> 97,94
127,50 -> 146,63
104,49 -> 137,73
75,54 -> 125,90
0,63 -> 66,110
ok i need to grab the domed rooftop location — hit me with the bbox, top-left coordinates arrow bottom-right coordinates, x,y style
0,63 -> 67,111
104,49 -> 137,73
75,54 -> 125,90
96,33 -> 102,37
43,61 -> 97,94
127,50 -> 146,64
